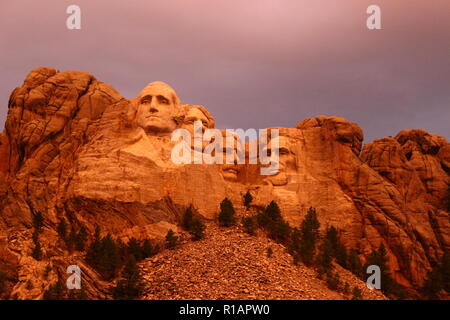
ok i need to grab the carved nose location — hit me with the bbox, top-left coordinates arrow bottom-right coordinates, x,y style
149,106 -> 158,113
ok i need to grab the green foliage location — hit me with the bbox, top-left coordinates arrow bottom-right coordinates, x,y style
317,239 -> 333,275
43,277 -> 87,300
165,229 -> 178,249
33,211 -> 44,232
326,271 -> 341,291
86,233 -> 121,280
364,243 -> 406,298
113,256 -> 144,300
127,238 -> 143,261
189,218 -> 206,241
182,205 -> 206,240
242,216 -> 257,236
218,198 -> 236,227
243,190 -> 253,210
256,201 -> 291,244
141,239 -> 159,258
351,286 -> 362,300
348,249 -> 364,278
182,205 -> 195,231
299,207 -> 320,266
335,243 -> 348,269
423,252 -> 450,299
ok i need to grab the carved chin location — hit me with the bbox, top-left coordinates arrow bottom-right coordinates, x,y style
142,118 -> 175,133
221,168 -> 238,181
267,173 -> 288,186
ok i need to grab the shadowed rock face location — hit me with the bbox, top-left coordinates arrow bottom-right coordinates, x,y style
0,68 -> 448,298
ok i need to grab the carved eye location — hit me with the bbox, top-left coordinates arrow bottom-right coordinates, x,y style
141,96 -> 151,104
279,148 -> 290,155
158,96 -> 169,104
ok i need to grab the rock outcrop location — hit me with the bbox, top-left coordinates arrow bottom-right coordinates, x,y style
0,68 -> 448,299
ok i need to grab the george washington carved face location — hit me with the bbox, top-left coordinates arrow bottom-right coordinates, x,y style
135,81 -> 183,134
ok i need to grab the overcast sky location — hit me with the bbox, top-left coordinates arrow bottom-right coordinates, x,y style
0,0 -> 449,142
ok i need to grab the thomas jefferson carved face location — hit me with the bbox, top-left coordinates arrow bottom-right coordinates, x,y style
135,82 -> 182,134
182,105 -> 214,135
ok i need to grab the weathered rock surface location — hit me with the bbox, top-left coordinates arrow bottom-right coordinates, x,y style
0,68 -> 448,299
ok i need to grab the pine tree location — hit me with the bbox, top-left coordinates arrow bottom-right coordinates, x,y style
113,256 -> 144,300
265,201 -> 282,221
299,207 -> 320,266
141,239 -> 154,259
218,198 -> 236,227
365,243 -> 395,296
182,205 -> 195,231
336,243 -> 348,268
190,218 -> 206,241
165,229 -> 178,249
423,252 -> 450,299
317,239 -> 333,275
97,234 -> 121,280
86,232 -> 121,280
243,190 -> 253,210
289,227 -> 302,255
242,216 -> 257,235
127,237 -> 143,261
348,249 -> 363,278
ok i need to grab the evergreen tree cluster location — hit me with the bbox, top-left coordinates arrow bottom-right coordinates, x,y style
43,276 -> 87,300
422,252 -> 450,299
289,207 -> 320,266
57,219 -> 89,252
86,226 -> 159,281
256,201 -> 291,244
112,256 -> 144,300
182,205 -> 206,241
317,226 -> 350,274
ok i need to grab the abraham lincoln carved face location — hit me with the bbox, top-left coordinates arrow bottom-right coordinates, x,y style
135,81 -> 183,134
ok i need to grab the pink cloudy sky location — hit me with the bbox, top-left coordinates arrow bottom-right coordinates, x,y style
0,0 -> 449,141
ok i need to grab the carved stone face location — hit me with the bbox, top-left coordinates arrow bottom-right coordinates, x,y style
220,130 -> 242,182
182,106 -> 211,135
264,135 -> 297,186
135,82 -> 181,134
